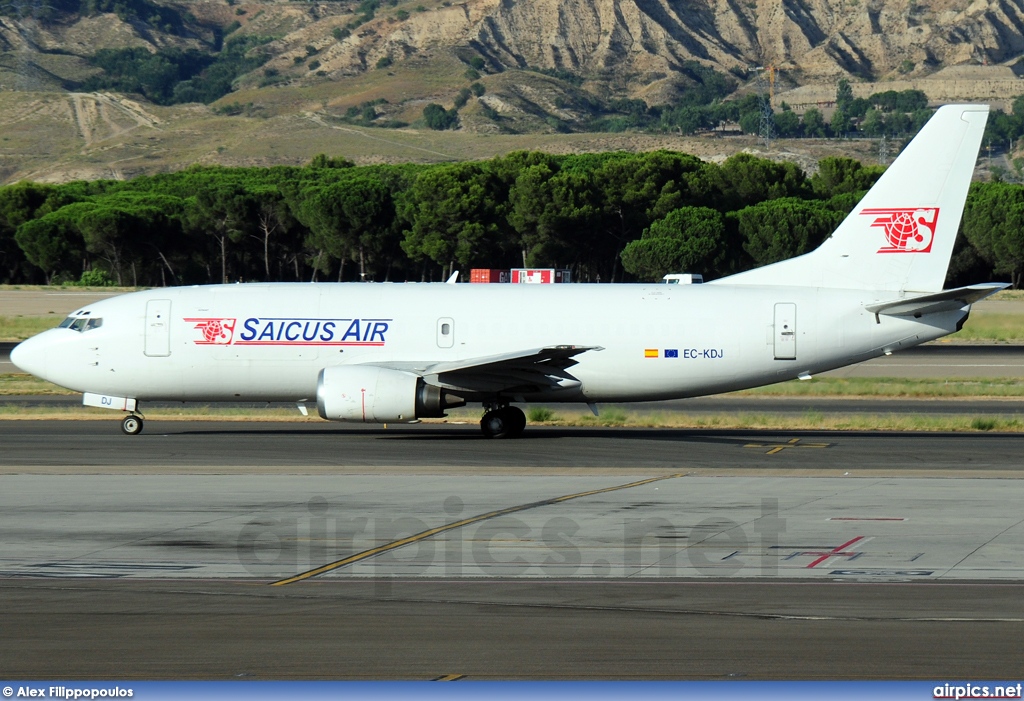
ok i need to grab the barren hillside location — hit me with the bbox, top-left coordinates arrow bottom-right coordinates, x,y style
5,0 -> 1024,95
2,0 -> 1024,182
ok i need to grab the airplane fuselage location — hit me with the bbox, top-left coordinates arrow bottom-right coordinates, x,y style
17,282 -> 966,405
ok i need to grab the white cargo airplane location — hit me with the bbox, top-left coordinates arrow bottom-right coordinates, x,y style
11,104 -> 1006,437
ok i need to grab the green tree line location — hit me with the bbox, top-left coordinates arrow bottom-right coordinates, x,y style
0,150 -> 1016,287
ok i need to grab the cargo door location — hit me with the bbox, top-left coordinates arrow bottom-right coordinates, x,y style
145,299 -> 172,357
774,303 -> 797,360
437,317 -> 454,349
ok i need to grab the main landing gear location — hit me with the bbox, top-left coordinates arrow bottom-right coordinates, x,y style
480,404 -> 526,439
121,413 -> 144,435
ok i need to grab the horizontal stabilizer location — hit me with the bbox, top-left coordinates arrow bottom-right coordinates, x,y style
865,283 -> 1009,317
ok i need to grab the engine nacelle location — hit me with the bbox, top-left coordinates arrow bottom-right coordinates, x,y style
316,366 -> 465,423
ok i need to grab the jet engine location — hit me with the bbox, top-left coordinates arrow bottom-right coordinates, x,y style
316,366 -> 466,423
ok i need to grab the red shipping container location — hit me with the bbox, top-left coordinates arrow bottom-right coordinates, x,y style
470,269 -> 510,283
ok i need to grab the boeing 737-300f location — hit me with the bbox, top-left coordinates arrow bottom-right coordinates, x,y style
10,104 -> 1008,437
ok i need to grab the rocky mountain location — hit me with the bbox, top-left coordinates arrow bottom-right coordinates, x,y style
474,0 -> 1024,82
225,0 -> 1024,114
3,0 -> 1024,183
5,0 -> 1024,99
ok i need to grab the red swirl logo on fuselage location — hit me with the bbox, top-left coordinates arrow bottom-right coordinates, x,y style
186,318 -> 237,345
861,207 -> 939,254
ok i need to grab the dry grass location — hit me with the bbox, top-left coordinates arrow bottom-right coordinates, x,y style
988,290 -> 1024,301
951,313 -> 1024,342
1,403 -> 1020,433
0,285 -> 138,291
0,316 -> 62,342
6,372 -> 1024,398
0,374 -> 76,395
6,374 -> 1024,397
523,411 -> 1024,433
0,404 -> 314,420
0,89 -> 869,183
737,377 -> 1024,398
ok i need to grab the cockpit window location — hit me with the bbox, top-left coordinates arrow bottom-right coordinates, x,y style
61,316 -> 103,332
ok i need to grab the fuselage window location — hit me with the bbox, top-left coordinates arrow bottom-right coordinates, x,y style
441,323 -> 451,335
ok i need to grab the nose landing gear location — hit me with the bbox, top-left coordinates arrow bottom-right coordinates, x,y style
480,404 -> 526,439
121,413 -> 144,435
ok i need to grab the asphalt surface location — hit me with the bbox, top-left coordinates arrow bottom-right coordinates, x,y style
2,341 -> 21,372
4,420 -> 1024,680
2,579 -> 1023,679
0,289 -> 123,316
3,419 -> 1024,472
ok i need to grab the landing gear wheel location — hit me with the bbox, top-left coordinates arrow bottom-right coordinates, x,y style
505,406 -> 526,437
121,414 -> 144,435
480,406 -> 526,439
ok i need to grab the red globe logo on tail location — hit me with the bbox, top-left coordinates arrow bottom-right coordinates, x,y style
860,207 -> 939,253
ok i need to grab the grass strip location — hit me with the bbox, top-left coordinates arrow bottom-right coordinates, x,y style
0,374 -> 77,395
0,316 -> 63,342
947,313 -> 1024,343
735,377 -> 1024,397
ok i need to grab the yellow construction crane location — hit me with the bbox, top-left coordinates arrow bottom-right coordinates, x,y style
753,64 -> 779,107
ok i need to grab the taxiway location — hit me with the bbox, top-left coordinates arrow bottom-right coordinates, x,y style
2,421 -> 1023,679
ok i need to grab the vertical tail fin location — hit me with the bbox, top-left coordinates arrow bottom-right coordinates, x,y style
717,104 -> 989,292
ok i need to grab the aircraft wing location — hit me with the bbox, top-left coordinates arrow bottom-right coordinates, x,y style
377,345 -> 602,394
865,283 -> 1009,317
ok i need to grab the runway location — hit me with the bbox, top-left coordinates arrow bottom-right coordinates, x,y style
3,468 -> 1024,581
3,420 -> 1024,471
2,579 -> 1022,679
4,421 -> 1024,679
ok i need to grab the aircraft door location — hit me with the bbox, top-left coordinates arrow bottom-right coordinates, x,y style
774,303 -> 797,360
145,299 -> 172,357
437,317 -> 454,349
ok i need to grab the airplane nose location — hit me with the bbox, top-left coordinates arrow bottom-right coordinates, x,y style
10,336 -> 48,378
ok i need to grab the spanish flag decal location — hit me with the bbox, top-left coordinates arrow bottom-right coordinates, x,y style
644,349 -> 659,358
